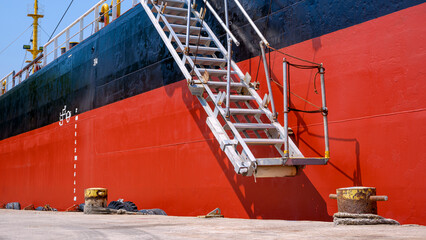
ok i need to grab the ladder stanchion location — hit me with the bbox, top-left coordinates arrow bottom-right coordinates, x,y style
66,29 -> 70,51
260,41 -> 277,120
283,59 -> 289,158
12,71 -> 16,88
54,38 -> 58,60
224,0 -> 231,118
43,44 -> 47,66
94,6 -> 100,33
319,65 -> 330,158
112,0 -> 117,21
185,0 -> 191,55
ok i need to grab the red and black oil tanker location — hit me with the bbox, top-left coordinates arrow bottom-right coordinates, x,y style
0,0 -> 425,225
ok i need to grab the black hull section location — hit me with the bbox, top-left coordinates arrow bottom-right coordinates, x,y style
0,0 -> 423,140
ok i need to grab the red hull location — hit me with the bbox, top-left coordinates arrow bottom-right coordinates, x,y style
1,4 -> 425,224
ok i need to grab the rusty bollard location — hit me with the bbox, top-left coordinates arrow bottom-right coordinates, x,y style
329,186 -> 387,214
329,186 -> 399,225
84,188 -> 108,214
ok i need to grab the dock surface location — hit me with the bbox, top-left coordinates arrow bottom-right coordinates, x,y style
0,210 -> 425,239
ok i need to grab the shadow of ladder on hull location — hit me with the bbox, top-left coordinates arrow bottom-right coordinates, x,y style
140,0 -> 329,177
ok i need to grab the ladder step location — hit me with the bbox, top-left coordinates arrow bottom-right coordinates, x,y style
189,56 -> 227,66
207,94 -> 255,102
161,6 -> 188,16
225,123 -> 275,131
177,46 -> 219,55
164,24 -> 206,35
243,138 -> 283,145
155,0 -> 185,8
198,68 -> 237,77
229,108 -> 263,115
174,34 -> 212,45
161,14 -> 198,25
192,80 -> 245,89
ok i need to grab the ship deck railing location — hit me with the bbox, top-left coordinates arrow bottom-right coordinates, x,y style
0,71 -> 14,96
0,0 -> 140,96
42,0 -> 140,67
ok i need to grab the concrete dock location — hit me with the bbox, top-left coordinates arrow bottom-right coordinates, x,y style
0,210 -> 425,239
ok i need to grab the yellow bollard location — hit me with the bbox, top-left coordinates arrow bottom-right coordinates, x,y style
84,188 -> 108,214
1,81 -> 6,94
101,3 -> 110,26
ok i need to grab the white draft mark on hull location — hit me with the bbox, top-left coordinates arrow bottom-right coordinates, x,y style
59,105 -> 71,126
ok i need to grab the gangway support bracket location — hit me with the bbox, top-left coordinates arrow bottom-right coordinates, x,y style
188,83 -> 204,96
284,157 -> 329,166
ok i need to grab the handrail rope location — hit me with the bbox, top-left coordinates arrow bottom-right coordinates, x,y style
267,45 -> 321,66
270,63 -> 321,111
21,29 -> 33,69
286,60 -> 323,94
39,24 -> 52,38
48,0 -> 75,42
286,62 -> 324,114
0,24 -> 33,56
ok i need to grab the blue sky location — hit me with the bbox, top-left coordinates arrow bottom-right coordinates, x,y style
0,0 -> 134,78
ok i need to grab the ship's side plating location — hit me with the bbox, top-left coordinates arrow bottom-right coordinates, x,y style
0,1 -> 425,224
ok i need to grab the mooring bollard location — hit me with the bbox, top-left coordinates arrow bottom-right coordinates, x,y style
84,188 -> 108,214
329,186 -> 398,225
329,186 -> 388,214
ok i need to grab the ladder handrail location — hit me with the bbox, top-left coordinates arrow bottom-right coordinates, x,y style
185,0 -> 191,52
203,0 -> 239,46
231,0 -> 269,46
224,0 -> 231,118
319,66 -> 330,158
260,41 -> 276,119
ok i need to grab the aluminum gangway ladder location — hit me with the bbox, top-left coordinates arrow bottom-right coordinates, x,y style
140,0 -> 329,177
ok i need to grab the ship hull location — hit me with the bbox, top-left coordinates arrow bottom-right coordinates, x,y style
1,1 -> 425,224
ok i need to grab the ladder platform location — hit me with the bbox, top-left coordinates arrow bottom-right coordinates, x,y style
256,157 -> 329,166
255,166 -> 298,178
